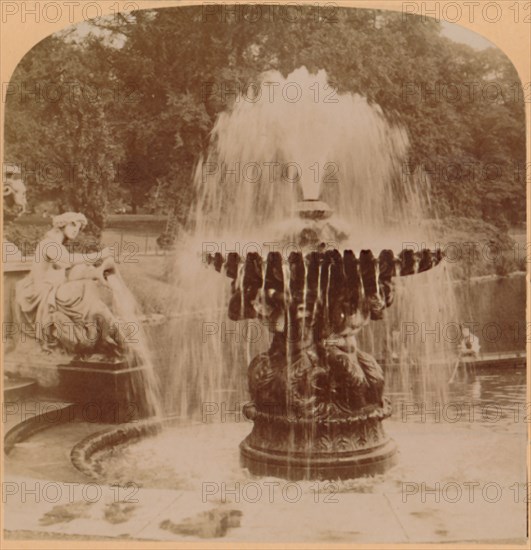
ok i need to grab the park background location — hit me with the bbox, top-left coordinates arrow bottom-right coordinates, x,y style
3,4 -> 527,318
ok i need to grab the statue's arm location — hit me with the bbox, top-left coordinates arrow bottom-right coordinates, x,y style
42,242 -> 115,268
49,250 -> 91,268
38,241 -> 96,269
63,252 -> 96,266
67,246 -> 115,267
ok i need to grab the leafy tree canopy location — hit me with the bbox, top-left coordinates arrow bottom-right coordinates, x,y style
4,6 -> 525,233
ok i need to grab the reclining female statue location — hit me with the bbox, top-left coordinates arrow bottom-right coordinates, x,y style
16,212 -> 125,359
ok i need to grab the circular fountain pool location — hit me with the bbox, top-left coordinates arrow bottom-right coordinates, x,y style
5,366 -> 525,543
83,368 -> 525,493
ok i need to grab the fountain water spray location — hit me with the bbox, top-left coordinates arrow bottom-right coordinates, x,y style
165,67 -> 458,423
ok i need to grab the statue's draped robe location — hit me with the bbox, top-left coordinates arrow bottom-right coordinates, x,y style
16,238 -> 122,356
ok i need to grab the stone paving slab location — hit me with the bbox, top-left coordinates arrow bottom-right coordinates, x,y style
136,495 -> 243,541
3,475 -> 182,540
385,489 -> 527,543
225,493 -> 409,544
133,490 -> 410,543
57,489 -> 183,539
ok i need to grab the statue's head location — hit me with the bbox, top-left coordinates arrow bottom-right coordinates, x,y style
52,212 -> 88,241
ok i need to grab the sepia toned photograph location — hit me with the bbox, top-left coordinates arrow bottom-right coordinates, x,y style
1,1 -> 528,546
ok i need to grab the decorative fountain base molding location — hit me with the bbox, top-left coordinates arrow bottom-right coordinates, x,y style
240,401 -> 397,480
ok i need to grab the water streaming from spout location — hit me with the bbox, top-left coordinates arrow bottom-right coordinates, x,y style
105,271 -> 163,419
165,67 -> 458,419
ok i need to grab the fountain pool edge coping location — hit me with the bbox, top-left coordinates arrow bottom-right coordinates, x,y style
70,415 -> 195,479
4,402 -> 77,455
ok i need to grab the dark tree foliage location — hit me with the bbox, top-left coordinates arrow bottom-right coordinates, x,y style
4,35 -> 122,236
4,6 -> 525,232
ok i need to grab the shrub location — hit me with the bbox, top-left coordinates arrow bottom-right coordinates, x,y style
494,253 -> 513,277
4,222 -> 102,256
3,223 -> 45,256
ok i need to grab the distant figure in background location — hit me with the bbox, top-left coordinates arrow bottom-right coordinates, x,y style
458,326 -> 480,358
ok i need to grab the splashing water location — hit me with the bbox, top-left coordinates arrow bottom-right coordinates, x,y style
105,271 -> 163,419
165,67 -> 459,419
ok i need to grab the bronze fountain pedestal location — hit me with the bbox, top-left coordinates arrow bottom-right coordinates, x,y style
208,202 -> 442,480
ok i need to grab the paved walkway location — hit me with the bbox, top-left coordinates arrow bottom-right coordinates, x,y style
3,471 -> 527,544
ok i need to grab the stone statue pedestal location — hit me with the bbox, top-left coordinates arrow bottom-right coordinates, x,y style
55,360 -> 156,423
4,354 -> 157,424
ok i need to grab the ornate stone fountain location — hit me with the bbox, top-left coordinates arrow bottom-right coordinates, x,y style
207,200 -> 443,480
